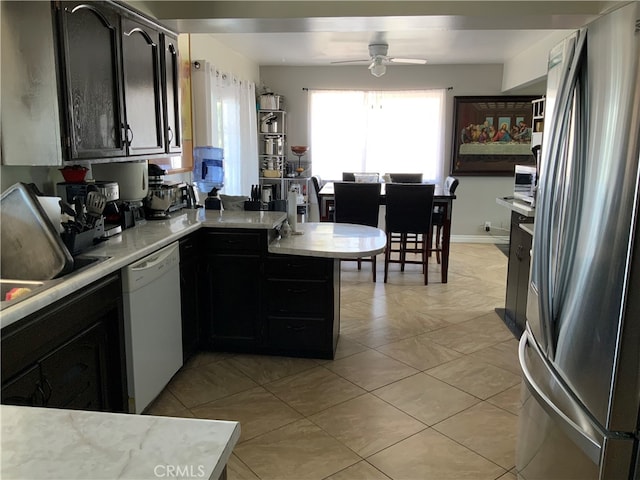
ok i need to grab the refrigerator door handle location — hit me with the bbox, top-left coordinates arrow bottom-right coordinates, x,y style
519,330 -> 603,464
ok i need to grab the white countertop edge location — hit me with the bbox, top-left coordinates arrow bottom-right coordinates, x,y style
495,196 -> 536,217
0,405 -> 240,480
1,212 -> 388,328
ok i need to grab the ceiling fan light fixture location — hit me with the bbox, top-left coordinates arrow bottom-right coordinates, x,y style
370,57 -> 386,77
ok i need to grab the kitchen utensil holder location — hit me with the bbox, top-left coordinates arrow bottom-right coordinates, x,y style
61,218 -> 104,255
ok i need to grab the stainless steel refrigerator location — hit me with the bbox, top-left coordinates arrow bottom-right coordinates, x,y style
516,3 -> 640,479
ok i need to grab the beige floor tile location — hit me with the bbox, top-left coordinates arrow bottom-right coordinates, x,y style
426,356 -> 521,399
264,366 -> 366,416
168,360 -> 257,408
422,312 -> 514,353
368,428 -> 506,480
325,349 -> 419,391
373,372 -> 480,426
234,419 -> 360,480
487,384 -> 523,415
227,453 -> 260,480
145,389 -> 190,417
434,402 -> 519,469
183,351 -> 236,369
190,386 -> 302,442
309,393 -> 426,457
468,339 -> 521,375
375,334 -> 463,370
226,354 -> 318,385
332,335 -> 370,360
325,461 -> 391,480
498,470 -> 518,479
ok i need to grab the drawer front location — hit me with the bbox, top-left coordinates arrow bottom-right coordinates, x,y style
266,316 -> 327,352
203,230 -> 263,253
265,255 -> 331,280
266,280 -> 328,315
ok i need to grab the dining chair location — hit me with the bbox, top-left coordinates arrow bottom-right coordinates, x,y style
334,182 -> 382,282
430,176 -> 459,264
342,172 -> 379,183
384,183 -> 435,285
388,173 -> 423,183
311,175 -> 334,221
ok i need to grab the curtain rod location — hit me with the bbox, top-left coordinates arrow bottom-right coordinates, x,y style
302,86 -> 453,91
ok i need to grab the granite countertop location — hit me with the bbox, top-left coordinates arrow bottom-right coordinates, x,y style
496,196 -> 536,217
1,405 -> 240,480
1,209 -> 385,328
270,222 -> 387,259
520,223 -> 535,236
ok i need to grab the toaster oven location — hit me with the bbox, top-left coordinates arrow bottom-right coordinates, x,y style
514,165 -> 537,206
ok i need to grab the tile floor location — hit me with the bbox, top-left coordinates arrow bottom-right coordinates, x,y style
147,243 -> 521,480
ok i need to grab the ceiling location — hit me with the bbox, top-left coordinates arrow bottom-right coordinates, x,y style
132,1 -> 624,66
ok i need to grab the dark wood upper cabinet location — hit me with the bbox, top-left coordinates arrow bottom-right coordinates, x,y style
55,1 -> 179,162
161,33 -> 182,154
57,2 -> 126,160
121,17 -> 165,156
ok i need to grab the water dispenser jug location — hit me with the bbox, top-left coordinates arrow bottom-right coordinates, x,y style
193,147 -> 224,194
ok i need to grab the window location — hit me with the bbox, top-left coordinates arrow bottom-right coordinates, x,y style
309,89 -> 446,182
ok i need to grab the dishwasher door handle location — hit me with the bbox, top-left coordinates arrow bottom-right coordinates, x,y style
129,243 -> 179,273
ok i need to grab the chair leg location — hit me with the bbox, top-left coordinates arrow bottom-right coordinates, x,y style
436,225 -> 442,264
400,233 -> 407,272
422,231 -> 429,285
371,255 -> 376,282
357,258 -> 362,270
384,237 -> 391,283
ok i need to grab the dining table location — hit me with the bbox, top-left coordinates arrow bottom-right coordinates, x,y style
318,181 -> 457,283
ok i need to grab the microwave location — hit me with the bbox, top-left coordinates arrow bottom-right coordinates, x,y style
514,165 -> 537,206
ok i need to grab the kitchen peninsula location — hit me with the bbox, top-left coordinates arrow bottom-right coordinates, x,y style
1,405 -> 240,480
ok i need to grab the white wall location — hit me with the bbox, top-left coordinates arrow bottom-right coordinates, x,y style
259,64 -> 543,239
190,34 -> 260,85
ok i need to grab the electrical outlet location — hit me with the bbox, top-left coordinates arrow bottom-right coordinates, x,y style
484,221 -> 491,232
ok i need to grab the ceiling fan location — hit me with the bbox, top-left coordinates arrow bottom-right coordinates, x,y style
331,43 -> 427,77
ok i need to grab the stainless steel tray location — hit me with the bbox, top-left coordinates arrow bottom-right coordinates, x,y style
1,183 -> 73,280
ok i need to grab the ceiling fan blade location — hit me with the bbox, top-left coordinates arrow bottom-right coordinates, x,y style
389,58 -> 428,65
330,59 -> 371,64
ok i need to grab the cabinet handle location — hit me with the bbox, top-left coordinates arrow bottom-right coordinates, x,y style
287,263 -> 305,269
126,125 -> 133,145
34,385 -> 46,406
286,324 -> 306,331
167,126 -> 174,143
287,287 -> 308,294
42,377 -> 53,404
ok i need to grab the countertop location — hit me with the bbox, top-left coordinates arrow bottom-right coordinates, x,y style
496,196 -> 536,217
520,223 -> 535,236
0,405 -> 240,480
1,209 -> 385,329
270,223 -> 386,258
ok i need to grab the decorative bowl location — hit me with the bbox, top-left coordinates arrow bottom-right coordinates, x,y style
291,146 -> 309,155
59,166 -> 88,183
262,169 -> 281,178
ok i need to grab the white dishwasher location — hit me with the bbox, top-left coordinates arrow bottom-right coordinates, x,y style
122,241 -> 183,414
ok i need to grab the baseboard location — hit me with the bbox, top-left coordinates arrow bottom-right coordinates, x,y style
451,235 -> 509,244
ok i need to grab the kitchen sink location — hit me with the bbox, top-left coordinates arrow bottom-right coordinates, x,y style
1,255 -> 110,308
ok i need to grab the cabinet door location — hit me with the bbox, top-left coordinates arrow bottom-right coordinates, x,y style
1,365 -> 43,407
204,254 -> 261,350
39,321 -> 109,411
57,2 -> 126,159
180,236 -> 200,362
121,17 -> 164,156
161,33 -> 182,154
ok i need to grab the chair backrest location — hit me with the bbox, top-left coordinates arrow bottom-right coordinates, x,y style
445,176 -> 459,194
388,173 -> 423,183
311,175 -> 323,217
385,183 -> 435,233
342,172 -> 379,183
334,182 -> 381,228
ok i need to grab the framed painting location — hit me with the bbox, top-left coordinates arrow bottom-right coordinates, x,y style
450,96 -> 538,176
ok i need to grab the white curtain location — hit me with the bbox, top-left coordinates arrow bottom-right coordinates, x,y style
309,89 -> 447,184
191,61 -> 258,195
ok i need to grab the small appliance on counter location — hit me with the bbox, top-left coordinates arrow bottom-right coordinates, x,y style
144,164 -> 182,219
92,161 -> 148,230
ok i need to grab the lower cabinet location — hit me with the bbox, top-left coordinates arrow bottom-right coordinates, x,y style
1,273 -> 127,412
504,211 -> 534,338
180,234 -> 200,362
199,228 -> 339,359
